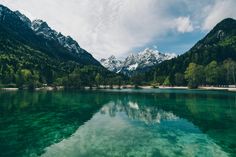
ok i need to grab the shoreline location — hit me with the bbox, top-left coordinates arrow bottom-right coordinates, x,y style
1,85 -> 236,92
0,86 -> 64,91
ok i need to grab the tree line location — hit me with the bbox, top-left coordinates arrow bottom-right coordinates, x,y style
0,52 -> 125,90
55,67 -> 124,89
151,59 -> 236,88
0,64 -> 125,90
1,47 -> 236,90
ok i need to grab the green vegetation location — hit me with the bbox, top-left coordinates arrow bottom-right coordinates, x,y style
174,73 -> 185,86
145,18 -> 236,88
184,63 -> 204,88
0,10 -> 236,90
95,73 -> 103,88
163,76 -> 171,86
16,69 -> 40,90
0,37 -> 124,90
0,54 -> 123,90
149,60 -> 236,89
0,7 -> 125,90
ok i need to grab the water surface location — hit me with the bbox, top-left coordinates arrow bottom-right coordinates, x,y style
0,89 -> 235,157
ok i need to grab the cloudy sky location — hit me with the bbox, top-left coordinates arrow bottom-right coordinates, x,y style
0,0 -> 236,59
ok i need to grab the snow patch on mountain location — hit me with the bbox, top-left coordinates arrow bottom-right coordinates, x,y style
100,48 -> 176,75
0,6 -> 84,55
0,5 -> 100,66
100,55 -> 122,72
31,19 -> 82,54
128,63 -> 139,71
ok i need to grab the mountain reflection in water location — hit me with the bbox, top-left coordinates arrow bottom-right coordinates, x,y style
42,99 -> 230,157
0,90 -> 235,157
100,101 -> 178,124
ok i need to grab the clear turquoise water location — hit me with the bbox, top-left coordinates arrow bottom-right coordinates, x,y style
0,89 -> 235,157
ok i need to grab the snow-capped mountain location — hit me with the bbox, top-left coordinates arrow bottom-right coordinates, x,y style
0,4 -> 100,66
100,55 -> 122,72
0,4 -> 93,57
31,19 -> 83,54
100,48 -> 176,75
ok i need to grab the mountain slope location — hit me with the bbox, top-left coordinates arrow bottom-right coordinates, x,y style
101,48 -> 176,75
0,5 -> 116,86
0,4 -> 100,66
100,55 -> 123,72
145,18 -> 236,82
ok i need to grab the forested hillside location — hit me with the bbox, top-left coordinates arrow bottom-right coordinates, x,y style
1,4 -> 236,89
0,5 -> 122,89
144,18 -> 236,88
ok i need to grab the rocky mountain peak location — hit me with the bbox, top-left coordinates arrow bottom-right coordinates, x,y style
32,19 -> 48,30
101,48 -> 176,75
108,55 -> 117,60
14,11 -> 31,27
100,55 -> 122,72
0,4 -> 100,66
193,18 -> 236,50
215,18 -> 236,31
0,5 -> 15,20
31,19 -> 82,53
0,4 -> 8,14
141,48 -> 159,55
31,19 -> 57,39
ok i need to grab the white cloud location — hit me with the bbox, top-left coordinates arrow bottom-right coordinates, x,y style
174,16 -> 194,33
0,0 -> 235,59
0,0 -> 175,59
202,0 -> 236,30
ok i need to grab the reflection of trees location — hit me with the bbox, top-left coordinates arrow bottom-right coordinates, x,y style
0,91 -> 111,157
0,90 -> 236,156
100,91 -> 236,156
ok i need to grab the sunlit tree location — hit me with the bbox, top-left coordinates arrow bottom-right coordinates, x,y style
185,63 -> 205,88
205,61 -> 220,85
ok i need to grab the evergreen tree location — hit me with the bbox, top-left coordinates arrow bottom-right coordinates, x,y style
163,76 -> 171,86
95,73 -> 103,88
3,65 -> 15,84
175,73 -> 185,86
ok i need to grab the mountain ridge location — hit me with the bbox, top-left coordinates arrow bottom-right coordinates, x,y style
0,4 -> 100,66
145,18 -> 236,84
100,48 -> 176,75
0,4 -> 118,87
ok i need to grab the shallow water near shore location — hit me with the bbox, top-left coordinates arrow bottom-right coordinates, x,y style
0,89 -> 236,157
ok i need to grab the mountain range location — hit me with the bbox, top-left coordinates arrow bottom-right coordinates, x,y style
0,4 -> 116,86
0,5 -> 100,66
1,4 -> 236,88
100,48 -> 176,75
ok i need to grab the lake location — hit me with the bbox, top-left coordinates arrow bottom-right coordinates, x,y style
0,89 -> 235,157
